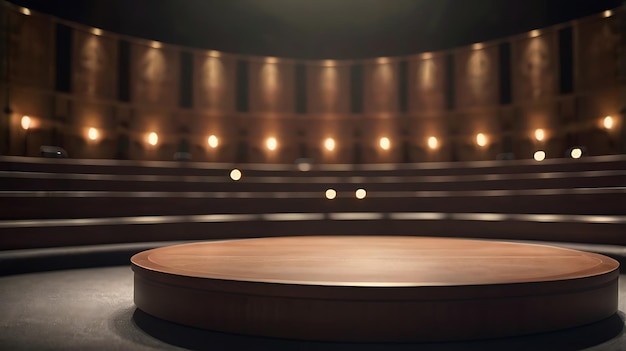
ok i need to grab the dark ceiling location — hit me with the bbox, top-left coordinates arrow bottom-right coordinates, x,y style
7,0 -> 623,59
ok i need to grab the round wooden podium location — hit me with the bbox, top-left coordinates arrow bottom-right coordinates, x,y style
131,236 -> 619,342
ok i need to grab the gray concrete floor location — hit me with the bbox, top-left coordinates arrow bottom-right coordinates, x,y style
0,265 -> 625,350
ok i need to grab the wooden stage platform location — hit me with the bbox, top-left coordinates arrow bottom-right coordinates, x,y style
131,236 -> 619,342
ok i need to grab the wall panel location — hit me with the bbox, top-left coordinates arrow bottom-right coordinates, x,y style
455,45 -> 499,109
130,43 -> 180,107
193,53 -> 236,112
408,54 -> 447,113
72,29 -> 118,99
363,60 -> 399,114
511,30 -> 559,102
8,11 -> 54,89
306,62 -> 351,114
575,15 -> 620,92
249,60 -> 295,113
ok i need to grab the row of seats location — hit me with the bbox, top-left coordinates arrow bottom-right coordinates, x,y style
0,155 -> 624,249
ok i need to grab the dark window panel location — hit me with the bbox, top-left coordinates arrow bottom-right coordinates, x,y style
54,24 -> 72,93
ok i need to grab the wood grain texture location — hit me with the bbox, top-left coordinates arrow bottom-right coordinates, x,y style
131,236 -> 619,342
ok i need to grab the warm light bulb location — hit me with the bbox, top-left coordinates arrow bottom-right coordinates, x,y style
20,116 -> 31,130
266,137 -> 277,151
20,7 -> 31,15
91,28 -> 102,36
603,10 -> 613,18
603,116 -> 614,130
230,169 -> 242,181
355,188 -> 367,200
208,135 -> 219,148
151,41 -> 161,49
379,137 -> 390,150
534,150 -> 546,161
324,138 -> 336,151
325,189 -> 337,200
534,128 -> 545,141
88,128 -> 99,141
148,132 -> 158,146
570,148 -> 583,159
476,133 -> 487,147
427,136 -> 438,150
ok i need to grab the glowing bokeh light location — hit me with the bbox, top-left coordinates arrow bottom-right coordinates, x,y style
20,116 -> 31,130
427,136 -> 438,150
603,10 -> 613,18
20,7 -> 31,15
324,138 -> 336,151
148,132 -> 158,146
379,137 -> 390,150
208,135 -> 219,148
230,169 -> 242,181
91,28 -> 102,36
534,128 -> 545,141
476,133 -> 487,147
266,137 -> 277,151
534,150 -> 546,161
603,116 -> 613,130
325,189 -> 337,200
88,127 -> 99,141
355,188 -> 367,200
570,148 -> 583,159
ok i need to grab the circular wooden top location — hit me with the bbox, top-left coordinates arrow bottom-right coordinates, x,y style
131,236 -> 619,287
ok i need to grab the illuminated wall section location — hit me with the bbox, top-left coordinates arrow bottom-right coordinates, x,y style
576,14 -> 620,92
67,28 -> 119,158
193,51 -> 236,112
406,53 -> 448,162
130,42 -> 180,107
7,10 -> 55,155
306,61 -> 351,114
507,103 -> 563,159
8,10 -> 54,90
249,59 -> 295,114
512,30 -> 559,102
407,53 -> 447,114
72,28 -> 118,99
129,42 -> 180,159
406,115 -> 450,162
363,59 -> 399,114
575,13 -> 621,155
452,43 -> 501,161
7,9 -> 53,92
511,28 -> 562,159
189,51 -> 237,161
455,44 -> 499,109
2,4 -> 622,163
300,115 -> 355,163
